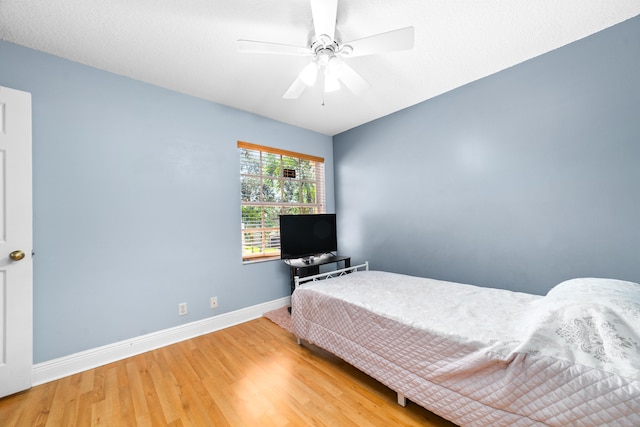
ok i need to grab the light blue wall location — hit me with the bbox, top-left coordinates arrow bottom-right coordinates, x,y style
0,41 -> 333,363
334,16 -> 640,295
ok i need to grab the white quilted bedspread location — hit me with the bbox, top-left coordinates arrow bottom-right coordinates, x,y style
508,277 -> 640,381
294,270 -> 540,347
291,271 -> 640,427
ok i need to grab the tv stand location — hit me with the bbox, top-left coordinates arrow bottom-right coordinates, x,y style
285,255 -> 351,295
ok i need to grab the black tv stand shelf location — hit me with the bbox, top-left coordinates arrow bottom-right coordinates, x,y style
285,254 -> 351,294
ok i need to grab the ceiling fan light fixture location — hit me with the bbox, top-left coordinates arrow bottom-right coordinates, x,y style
299,62 -> 318,86
317,48 -> 333,67
326,56 -> 343,78
324,72 -> 340,92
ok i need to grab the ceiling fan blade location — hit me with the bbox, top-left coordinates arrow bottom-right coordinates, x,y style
341,26 -> 414,58
336,61 -> 370,94
237,39 -> 311,56
310,0 -> 337,40
283,78 -> 307,99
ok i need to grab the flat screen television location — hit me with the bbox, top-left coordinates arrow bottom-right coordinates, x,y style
279,214 -> 337,260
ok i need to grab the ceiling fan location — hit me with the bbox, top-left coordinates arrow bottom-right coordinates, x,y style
237,0 -> 414,99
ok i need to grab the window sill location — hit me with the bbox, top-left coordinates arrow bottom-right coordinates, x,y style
242,255 -> 281,265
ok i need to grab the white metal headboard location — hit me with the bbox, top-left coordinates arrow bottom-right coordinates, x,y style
294,262 -> 369,289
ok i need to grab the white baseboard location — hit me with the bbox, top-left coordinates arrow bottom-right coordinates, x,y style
32,296 -> 290,386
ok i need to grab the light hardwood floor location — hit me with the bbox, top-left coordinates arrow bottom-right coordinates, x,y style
0,317 -> 457,426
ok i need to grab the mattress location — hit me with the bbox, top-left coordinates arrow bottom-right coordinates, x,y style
291,271 -> 640,427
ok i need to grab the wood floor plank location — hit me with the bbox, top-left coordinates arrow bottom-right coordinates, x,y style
44,375 -> 76,427
0,317 -> 457,426
126,358 -> 151,425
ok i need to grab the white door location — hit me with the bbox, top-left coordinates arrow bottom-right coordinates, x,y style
0,86 -> 33,397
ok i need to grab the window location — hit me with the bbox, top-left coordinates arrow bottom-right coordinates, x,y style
239,141 -> 325,262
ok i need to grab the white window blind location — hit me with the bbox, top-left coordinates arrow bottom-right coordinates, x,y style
239,141 -> 325,261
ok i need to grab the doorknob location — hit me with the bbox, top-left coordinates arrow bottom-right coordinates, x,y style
9,250 -> 25,261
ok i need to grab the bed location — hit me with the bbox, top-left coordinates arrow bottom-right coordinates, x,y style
290,263 -> 640,427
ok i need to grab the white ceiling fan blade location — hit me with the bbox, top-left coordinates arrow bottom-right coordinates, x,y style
237,40 -> 311,56
310,0 -> 337,40
283,78 -> 307,99
336,61 -> 370,94
341,26 -> 414,58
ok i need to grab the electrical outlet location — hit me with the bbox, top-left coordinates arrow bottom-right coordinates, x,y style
210,296 -> 218,309
178,302 -> 187,316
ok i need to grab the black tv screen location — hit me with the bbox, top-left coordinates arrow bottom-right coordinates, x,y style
279,214 -> 337,260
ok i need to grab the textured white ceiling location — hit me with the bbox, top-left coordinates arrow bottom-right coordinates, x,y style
1,0 -> 639,135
